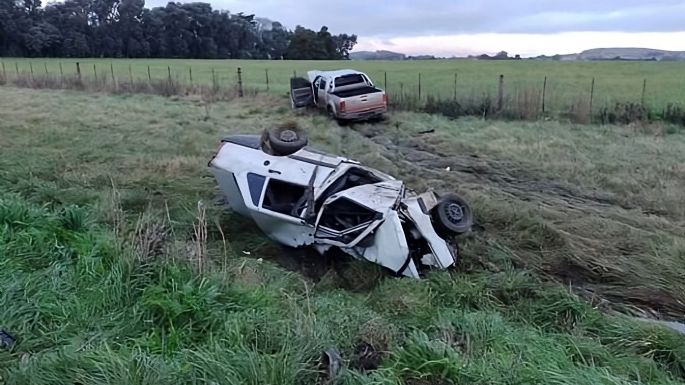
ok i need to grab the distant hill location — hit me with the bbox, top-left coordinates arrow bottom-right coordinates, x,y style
350,50 -> 406,60
530,48 -> 685,61
351,47 -> 685,62
577,48 -> 685,61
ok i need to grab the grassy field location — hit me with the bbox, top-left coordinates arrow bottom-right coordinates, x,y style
3,58 -> 685,113
1,86 -> 685,384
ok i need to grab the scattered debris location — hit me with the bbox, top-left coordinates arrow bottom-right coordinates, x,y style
417,128 -> 435,134
350,342 -> 383,372
634,318 -> 685,336
0,329 -> 16,350
319,347 -> 342,384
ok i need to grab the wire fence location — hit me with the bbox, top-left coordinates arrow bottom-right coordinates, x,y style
1,60 -> 684,125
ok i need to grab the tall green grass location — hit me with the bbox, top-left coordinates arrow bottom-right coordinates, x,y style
1,87 -> 685,384
2,194 -> 684,384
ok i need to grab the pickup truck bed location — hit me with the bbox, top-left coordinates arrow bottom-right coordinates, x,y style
332,86 -> 383,98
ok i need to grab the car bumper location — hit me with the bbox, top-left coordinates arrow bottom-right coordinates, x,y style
339,106 -> 387,120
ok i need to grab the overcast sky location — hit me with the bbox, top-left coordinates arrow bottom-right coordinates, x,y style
145,0 -> 685,56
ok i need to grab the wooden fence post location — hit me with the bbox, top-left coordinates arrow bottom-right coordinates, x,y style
384,71 -> 387,90
189,67 -> 193,85
542,76 -> 547,115
1,62 -> 5,80
211,68 -> 217,90
59,62 -> 63,78
147,65 -> 151,82
167,66 -> 172,85
418,73 -> 422,100
237,67 -> 244,97
15,62 -> 19,75
641,79 -> 647,108
93,64 -> 98,82
497,74 -> 504,111
293,70 -> 297,78
44,62 -> 48,75
589,77 -> 595,121
265,68 -> 269,91
453,73 -> 458,100
76,62 -> 81,82
110,63 -> 116,84
128,64 -> 133,87
29,62 -> 34,81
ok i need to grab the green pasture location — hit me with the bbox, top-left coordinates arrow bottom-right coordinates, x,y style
4,58 -> 685,111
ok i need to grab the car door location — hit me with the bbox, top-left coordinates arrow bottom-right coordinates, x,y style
316,77 -> 328,107
289,77 -> 314,108
313,180 -> 403,248
231,156 -> 319,248
311,76 -> 322,105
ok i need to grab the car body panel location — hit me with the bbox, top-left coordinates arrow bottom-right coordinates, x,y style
353,210 -> 419,278
325,180 -> 403,215
403,197 -> 456,269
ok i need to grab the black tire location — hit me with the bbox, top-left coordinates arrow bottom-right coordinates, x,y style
267,126 -> 308,156
431,193 -> 473,235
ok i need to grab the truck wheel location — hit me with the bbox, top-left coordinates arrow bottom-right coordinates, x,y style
267,126 -> 308,156
431,193 -> 473,235
328,107 -> 349,126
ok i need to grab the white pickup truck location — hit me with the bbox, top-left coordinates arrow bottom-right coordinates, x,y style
290,69 -> 387,121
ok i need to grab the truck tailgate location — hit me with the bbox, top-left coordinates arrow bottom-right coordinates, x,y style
343,92 -> 385,113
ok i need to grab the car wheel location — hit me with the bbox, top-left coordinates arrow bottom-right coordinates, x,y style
432,193 -> 473,235
267,126 -> 308,156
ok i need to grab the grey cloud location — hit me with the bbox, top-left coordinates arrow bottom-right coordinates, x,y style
145,0 -> 685,36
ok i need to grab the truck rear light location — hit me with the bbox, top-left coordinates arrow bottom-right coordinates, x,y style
339,101 -> 346,113
383,94 -> 388,105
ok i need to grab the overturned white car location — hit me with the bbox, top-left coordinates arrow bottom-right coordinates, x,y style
208,127 -> 473,278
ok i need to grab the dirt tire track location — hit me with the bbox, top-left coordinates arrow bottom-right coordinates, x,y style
350,124 -> 685,319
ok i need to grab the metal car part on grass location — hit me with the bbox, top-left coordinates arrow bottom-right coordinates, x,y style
0,329 -> 16,350
208,130 -> 472,278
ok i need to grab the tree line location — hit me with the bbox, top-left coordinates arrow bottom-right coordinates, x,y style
0,0 -> 357,59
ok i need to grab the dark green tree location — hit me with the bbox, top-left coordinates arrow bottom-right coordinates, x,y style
0,0 -> 358,59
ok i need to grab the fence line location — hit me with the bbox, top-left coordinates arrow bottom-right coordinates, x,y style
1,60 -> 684,126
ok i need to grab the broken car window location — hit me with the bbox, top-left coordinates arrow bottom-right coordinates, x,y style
262,179 -> 307,216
